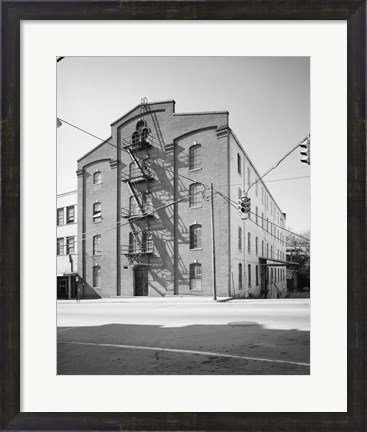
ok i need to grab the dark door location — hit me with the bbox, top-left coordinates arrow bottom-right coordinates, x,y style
57,277 -> 68,299
134,266 -> 148,296
259,259 -> 267,297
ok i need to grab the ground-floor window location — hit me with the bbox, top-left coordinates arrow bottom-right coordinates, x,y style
93,265 -> 101,288
189,263 -> 202,290
256,265 -> 259,286
248,264 -> 251,287
238,263 -> 243,290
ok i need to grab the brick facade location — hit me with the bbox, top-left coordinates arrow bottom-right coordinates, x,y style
77,101 -> 287,298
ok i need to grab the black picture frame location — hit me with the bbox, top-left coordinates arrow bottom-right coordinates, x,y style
1,2 -> 365,431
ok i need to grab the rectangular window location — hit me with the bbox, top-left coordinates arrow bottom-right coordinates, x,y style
248,264 -> 251,287
66,205 -> 75,224
66,236 -> 75,254
93,234 -> 101,255
57,238 -> 64,255
247,232 -> 251,254
256,265 -> 259,286
238,263 -> 243,290
93,266 -> 101,288
255,237 -> 258,256
189,263 -> 202,290
238,227 -> 242,250
237,154 -> 241,175
57,208 -> 64,226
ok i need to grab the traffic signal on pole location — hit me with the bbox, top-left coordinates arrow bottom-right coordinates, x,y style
238,195 -> 251,214
300,135 -> 310,165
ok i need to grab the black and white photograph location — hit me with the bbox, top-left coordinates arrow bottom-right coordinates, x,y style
56,56 -> 310,375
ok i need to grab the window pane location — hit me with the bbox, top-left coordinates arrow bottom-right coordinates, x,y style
189,184 -> 201,207
57,238 -> 64,255
189,145 -> 201,170
93,235 -> 101,255
189,263 -> 202,290
190,224 -> 202,249
93,266 -> 101,287
66,237 -> 75,254
66,206 -> 75,223
57,208 -> 64,226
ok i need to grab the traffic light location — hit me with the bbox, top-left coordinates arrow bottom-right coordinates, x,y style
300,135 -> 310,165
238,195 -> 251,214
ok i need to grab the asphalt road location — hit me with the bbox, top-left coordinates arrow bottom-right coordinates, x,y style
57,298 -> 310,375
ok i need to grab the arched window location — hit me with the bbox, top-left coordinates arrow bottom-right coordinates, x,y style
189,263 -> 202,290
189,144 -> 201,170
238,263 -> 243,290
141,127 -> 150,141
248,264 -> 252,287
93,265 -> 101,288
238,227 -> 242,250
190,224 -> 202,249
247,232 -> 251,254
129,162 -> 136,177
136,119 -> 147,131
93,202 -> 102,222
131,131 -> 139,145
93,170 -> 102,185
93,234 -> 101,255
189,183 -> 201,208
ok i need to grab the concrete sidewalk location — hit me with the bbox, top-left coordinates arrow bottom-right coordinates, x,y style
57,295 -> 233,304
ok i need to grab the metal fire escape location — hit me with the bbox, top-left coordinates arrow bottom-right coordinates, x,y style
121,99 -> 155,264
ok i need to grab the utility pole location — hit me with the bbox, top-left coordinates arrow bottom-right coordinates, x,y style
210,183 -> 217,300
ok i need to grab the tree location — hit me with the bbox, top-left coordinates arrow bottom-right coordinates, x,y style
287,230 -> 310,289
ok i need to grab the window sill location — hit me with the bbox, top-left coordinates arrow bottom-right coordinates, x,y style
189,205 -> 202,210
189,167 -> 202,173
93,254 -> 102,257
190,248 -> 203,251
93,220 -> 102,224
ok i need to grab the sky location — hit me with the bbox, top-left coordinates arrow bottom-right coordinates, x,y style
57,57 -> 310,233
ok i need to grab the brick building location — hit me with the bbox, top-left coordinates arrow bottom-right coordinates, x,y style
57,190 -> 78,298
76,100 -> 287,298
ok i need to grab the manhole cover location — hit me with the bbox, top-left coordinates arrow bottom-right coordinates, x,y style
228,321 -> 259,326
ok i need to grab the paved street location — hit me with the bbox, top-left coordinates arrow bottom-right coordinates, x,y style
57,298 -> 310,375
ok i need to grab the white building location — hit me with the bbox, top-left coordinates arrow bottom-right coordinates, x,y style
57,190 -> 78,299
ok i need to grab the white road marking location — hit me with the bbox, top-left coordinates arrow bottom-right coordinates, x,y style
58,341 -> 310,367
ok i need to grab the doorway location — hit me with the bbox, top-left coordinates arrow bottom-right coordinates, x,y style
134,265 -> 149,296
